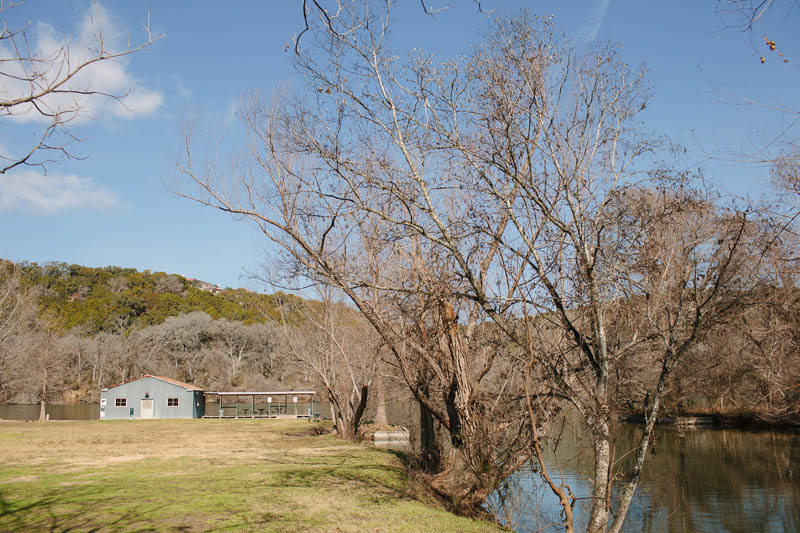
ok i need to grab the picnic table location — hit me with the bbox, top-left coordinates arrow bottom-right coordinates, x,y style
269,405 -> 286,415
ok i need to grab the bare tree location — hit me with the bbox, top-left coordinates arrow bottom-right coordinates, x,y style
2,309 -> 65,420
293,0 -> 493,54
59,329 -> 93,393
158,311 -> 214,379
274,287 -> 379,441
709,238 -> 800,422
213,318 -> 274,385
716,0 -> 797,54
709,0 -> 799,199
175,4 -> 770,526
128,321 -> 171,377
0,260 -> 25,345
176,3 -> 546,515
0,261 -> 33,402
0,2 -> 161,174
441,16 -> 767,530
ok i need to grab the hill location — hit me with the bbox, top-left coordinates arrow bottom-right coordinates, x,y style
11,260 -> 297,334
0,259 -> 310,404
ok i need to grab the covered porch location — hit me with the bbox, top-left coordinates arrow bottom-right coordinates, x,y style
202,391 -> 317,419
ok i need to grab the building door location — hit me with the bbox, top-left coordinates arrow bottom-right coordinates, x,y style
140,399 -> 154,419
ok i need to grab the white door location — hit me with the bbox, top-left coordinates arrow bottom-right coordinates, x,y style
140,399 -> 154,419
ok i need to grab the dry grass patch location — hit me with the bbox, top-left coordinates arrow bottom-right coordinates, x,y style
0,419 -> 500,532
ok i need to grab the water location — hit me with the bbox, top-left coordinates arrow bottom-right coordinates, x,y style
490,423 -> 800,532
0,404 -> 99,420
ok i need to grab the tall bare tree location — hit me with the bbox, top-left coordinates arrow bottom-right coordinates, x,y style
446,17 -> 767,530
176,2 -> 546,515
176,3 -> 768,525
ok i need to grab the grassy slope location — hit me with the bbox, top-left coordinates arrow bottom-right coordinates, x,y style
0,420 -> 500,532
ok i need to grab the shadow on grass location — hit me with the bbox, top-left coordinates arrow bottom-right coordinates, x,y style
0,488 -> 173,532
271,460 -> 406,492
0,457 -> 407,532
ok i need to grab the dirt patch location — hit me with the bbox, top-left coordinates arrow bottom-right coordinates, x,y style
279,445 -> 363,456
2,476 -> 37,483
54,453 -> 157,472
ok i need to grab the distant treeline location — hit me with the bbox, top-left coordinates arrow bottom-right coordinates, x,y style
0,259 -> 798,427
0,260 -> 313,405
604,284 -> 800,426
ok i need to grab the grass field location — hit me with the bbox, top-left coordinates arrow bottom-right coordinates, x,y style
0,419 -> 500,532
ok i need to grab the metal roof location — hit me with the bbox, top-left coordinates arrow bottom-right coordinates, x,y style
104,375 -> 205,391
210,391 -> 316,396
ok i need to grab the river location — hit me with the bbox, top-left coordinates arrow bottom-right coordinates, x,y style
490,422 -> 800,532
0,403 -> 99,420
2,404 -> 797,531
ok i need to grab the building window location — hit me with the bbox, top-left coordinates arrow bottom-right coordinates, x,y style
167,398 -> 179,407
115,398 -> 126,407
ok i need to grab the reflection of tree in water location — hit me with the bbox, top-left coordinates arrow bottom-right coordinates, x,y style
496,421 -> 799,532
629,426 -> 800,533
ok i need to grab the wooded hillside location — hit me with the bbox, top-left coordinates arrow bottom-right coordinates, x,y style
16,261 -> 286,332
0,260 -> 313,404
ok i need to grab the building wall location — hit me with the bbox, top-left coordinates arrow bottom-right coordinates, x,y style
100,377 -> 200,420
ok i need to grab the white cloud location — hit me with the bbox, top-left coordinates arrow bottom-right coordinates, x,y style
0,169 -> 118,215
223,98 -> 239,130
174,74 -> 192,99
0,3 -> 162,124
580,0 -> 611,43
111,87 -> 164,118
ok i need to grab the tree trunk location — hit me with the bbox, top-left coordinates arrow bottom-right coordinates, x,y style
329,400 -> 338,432
343,385 -> 369,441
429,449 -> 491,517
587,418 -> 611,533
373,370 -> 389,426
38,368 -> 47,422
418,397 -> 440,472
609,393 -> 662,533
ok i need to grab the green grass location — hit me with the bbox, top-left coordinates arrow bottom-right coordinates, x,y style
0,419 -> 500,532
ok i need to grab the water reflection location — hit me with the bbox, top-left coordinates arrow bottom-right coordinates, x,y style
0,404 -> 99,420
498,423 -> 800,532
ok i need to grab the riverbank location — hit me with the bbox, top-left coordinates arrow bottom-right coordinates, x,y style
621,410 -> 800,429
0,419 -> 500,532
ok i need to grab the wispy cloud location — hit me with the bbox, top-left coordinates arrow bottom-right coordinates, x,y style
0,3 -> 163,124
223,98 -> 239,130
0,170 -> 118,215
174,74 -> 192,99
580,0 -> 611,43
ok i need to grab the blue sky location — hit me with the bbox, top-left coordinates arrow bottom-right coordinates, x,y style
1,1 -> 798,291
